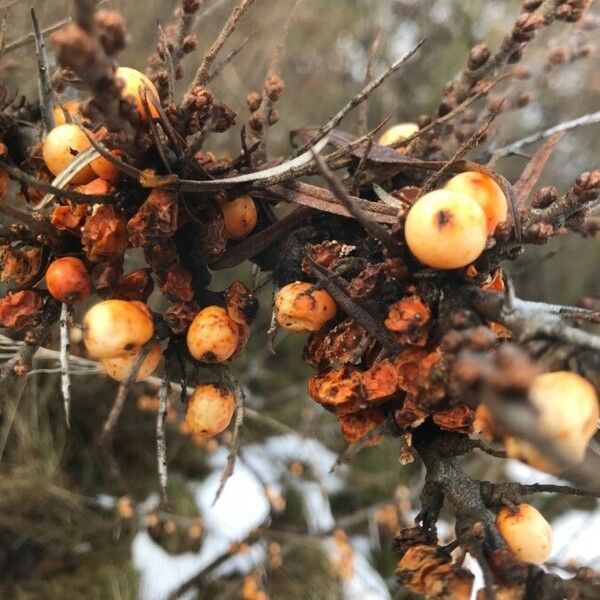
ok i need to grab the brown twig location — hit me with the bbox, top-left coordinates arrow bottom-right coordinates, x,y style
188,0 -> 257,89
99,341 -> 155,447
292,40 -> 424,157
211,365 -> 246,505
31,7 -> 55,134
311,150 -> 398,256
157,371 -> 170,506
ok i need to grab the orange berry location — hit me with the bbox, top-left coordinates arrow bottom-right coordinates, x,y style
496,503 -> 553,564
275,282 -> 337,333
378,122 -> 419,146
52,99 -> 82,126
504,371 -> 598,473
102,343 -> 162,382
185,383 -> 235,437
83,299 -> 154,359
218,195 -> 258,239
186,306 -> 240,363
115,67 -> 159,120
45,256 -> 91,303
90,149 -> 124,182
404,189 -> 488,269
42,123 -> 95,184
444,171 -> 508,234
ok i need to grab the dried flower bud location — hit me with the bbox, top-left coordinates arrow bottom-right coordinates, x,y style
264,74 -> 285,101
181,34 -> 197,54
246,92 -> 263,112
523,0 -> 543,11
249,110 -> 264,132
468,43 -> 490,70
210,102 -> 236,132
95,10 -> 127,55
532,186 -> 558,208
90,260 -> 123,297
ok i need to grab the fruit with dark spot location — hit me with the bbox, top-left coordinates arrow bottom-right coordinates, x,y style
404,189 -> 487,269
218,195 -> 258,239
83,299 -> 154,359
186,305 -> 239,362
45,256 -> 91,303
275,281 -> 337,333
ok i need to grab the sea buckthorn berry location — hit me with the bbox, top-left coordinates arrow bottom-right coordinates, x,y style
496,503 -> 553,564
274,282 -> 337,333
115,66 -> 160,120
185,383 -> 235,437
378,122 -> 419,146
218,195 -> 258,239
102,343 -> 162,382
42,123 -> 95,184
83,299 -> 154,359
90,148 -> 124,182
404,189 -> 488,269
186,305 -> 240,363
52,99 -> 82,126
45,256 -> 91,303
504,371 -> 599,473
444,171 -> 508,234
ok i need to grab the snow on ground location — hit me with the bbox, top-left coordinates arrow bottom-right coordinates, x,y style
134,434 -> 386,600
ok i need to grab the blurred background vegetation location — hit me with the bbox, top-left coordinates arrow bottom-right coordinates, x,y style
0,0 -> 598,598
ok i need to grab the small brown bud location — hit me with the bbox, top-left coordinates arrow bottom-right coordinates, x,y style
532,186 -> 558,208
249,111 -> 264,132
181,34 -> 197,54
515,92 -> 532,108
522,0 -> 543,11
468,43 -> 490,70
246,91 -> 263,112
264,74 -> 285,101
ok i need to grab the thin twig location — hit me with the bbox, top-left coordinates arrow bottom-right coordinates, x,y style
189,0 -> 257,89
99,341 -> 154,446
59,303 -> 72,427
206,32 -> 252,83
311,149 -> 398,256
157,372 -> 170,506
4,17 -> 69,54
292,39 -> 424,157
357,29 -> 382,136
420,106 -> 501,196
494,110 -> 600,158
211,365 -> 246,505
31,7 -> 55,134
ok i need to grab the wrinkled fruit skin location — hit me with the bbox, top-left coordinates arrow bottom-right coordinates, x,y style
218,195 -> 258,239
45,256 -> 91,303
445,171 -> 508,234
185,383 -> 235,437
83,299 -> 154,359
186,305 -> 239,363
102,343 -> 162,382
275,281 -> 337,333
404,189 -> 488,269
504,370 -> 599,473
496,503 -> 553,565
379,122 -> 419,147
116,66 -> 160,119
42,123 -> 95,184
